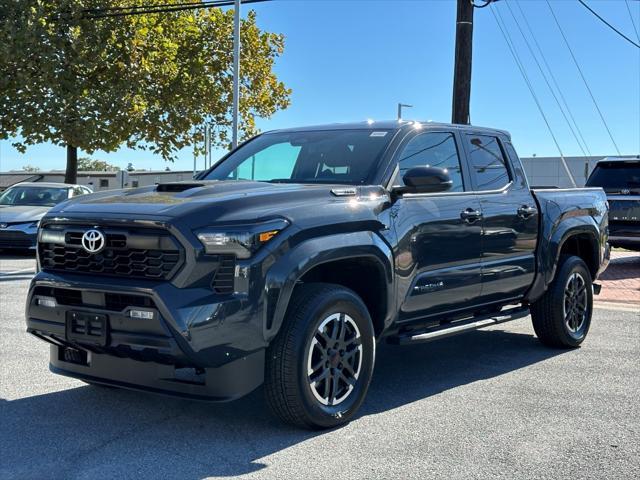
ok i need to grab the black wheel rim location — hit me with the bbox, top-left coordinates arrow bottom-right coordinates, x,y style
563,272 -> 588,335
307,313 -> 363,406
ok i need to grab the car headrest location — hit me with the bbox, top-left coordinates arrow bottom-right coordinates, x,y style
321,143 -> 353,167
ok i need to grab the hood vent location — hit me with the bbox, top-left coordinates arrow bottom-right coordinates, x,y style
156,183 -> 205,193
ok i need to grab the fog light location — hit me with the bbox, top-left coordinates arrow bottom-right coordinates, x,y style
129,310 -> 154,320
37,296 -> 57,308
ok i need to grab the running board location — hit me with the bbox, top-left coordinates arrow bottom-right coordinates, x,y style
387,307 -> 530,346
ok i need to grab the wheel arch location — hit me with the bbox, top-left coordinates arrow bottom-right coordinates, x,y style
263,231 -> 394,341
525,221 -> 603,304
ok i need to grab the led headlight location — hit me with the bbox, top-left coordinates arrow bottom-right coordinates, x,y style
196,219 -> 289,259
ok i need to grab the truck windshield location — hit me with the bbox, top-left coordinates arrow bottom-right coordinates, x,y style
203,129 -> 394,185
586,161 -> 640,190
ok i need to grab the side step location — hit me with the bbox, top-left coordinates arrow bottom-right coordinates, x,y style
387,306 -> 530,346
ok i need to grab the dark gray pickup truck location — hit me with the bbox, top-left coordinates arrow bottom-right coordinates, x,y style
26,121 -> 609,428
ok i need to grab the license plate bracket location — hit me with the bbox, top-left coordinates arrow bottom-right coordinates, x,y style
66,311 -> 109,347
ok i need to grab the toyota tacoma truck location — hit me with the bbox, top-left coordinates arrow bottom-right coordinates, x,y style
26,121 -> 610,429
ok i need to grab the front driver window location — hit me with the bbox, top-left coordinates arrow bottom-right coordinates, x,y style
395,132 -> 465,192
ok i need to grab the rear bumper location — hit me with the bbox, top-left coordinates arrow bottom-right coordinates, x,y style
608,222 -> 640,249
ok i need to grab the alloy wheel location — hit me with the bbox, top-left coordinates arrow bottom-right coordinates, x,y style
563,272 -> 588,334
306,312 -> 363,406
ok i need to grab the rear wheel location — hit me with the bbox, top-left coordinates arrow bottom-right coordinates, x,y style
531,255 -> 593,348
265,283 -> 375,429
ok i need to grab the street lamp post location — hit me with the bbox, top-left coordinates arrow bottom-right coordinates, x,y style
397,103 -> 413,121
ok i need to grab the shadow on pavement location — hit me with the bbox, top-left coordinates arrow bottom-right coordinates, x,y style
0,328 -> 565,479
600,254 -> 639,281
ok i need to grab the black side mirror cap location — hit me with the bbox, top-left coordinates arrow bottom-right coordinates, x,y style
393,166 -> 453,194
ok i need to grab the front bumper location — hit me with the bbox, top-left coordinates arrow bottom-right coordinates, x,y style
26,270 -> 267,401
0,224 -> 37,249
49,345 -> 264,402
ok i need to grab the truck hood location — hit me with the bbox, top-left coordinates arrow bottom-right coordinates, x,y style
0,205 -> 50,224
45,181 -> 390,230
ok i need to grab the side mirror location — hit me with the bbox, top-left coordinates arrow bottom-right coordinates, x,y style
394,167 -> 453,194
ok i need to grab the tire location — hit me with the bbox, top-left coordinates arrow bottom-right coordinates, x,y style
531,255 -> 593,348
265,283 -> 376,429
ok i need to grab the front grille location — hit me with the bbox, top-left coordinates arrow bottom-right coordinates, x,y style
39,225 -> 184,281
212,255 -> 236,294
0,230 -> 34,248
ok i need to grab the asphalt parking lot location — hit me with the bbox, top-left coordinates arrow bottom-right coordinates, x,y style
1,252 -> 638,480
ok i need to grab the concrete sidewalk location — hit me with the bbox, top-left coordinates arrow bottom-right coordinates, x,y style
597,250 -> 639,305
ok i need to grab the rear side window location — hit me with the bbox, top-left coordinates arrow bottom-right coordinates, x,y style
395,132 -> 465,192
465,135 -> 511,191
586,161 -> 640,190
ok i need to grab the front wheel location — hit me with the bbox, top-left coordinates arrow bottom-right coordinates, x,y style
531,255 -> 593,348
265,283 -> 376,429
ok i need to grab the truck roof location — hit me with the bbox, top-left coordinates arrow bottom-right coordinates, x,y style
598,156 -> 640,163
266,120 -> 511,138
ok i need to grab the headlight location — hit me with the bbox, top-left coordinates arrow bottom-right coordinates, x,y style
196,219 -> 289,259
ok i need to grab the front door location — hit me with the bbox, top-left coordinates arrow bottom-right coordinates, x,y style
390,130 -> 483,321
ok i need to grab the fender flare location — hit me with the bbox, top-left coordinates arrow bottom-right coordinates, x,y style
526,219 -> 601,303
262,231 -> 394,341
547,222 -> 600,283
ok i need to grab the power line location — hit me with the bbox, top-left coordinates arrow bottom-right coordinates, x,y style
504,0 -> 589,157
577,0 -> 640,48
545,0 -> 622,156
82,0 -> 269,19
82,1 -> 221,14
514,0 -> 591,156
624,0 -> 640,43
489,4 -> 567,164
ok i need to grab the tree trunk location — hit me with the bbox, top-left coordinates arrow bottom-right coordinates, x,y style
65,145 -> 78,184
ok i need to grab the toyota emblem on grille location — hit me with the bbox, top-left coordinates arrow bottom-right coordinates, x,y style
81,229 -> 105,254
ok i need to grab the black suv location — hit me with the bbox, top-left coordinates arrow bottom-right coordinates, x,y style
26,121 -> 609,428
586,157 -> 640,251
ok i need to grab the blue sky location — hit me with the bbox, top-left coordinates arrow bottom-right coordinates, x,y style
1,0 -> 639,172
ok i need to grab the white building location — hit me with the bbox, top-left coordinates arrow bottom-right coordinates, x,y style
2,154 -> 638,191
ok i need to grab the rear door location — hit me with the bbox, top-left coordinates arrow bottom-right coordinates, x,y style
461,134 -> 538,304
390,129 -> 483,320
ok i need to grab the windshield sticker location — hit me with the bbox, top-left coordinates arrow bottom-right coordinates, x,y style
370,131 -> 388,137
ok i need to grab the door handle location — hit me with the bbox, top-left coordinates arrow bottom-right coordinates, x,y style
460,208 -> 482,224
517,205 -> 538,219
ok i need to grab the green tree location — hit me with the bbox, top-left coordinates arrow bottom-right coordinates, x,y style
77,157 -> 119,171
0,1 -> 290,183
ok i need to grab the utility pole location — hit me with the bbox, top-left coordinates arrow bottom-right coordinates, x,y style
231,0 -> 241,149
452,0 -> 474,124
397,103 -> 413,121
